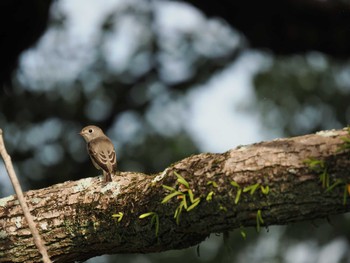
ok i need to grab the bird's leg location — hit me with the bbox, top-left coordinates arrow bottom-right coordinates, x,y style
103,171 -> 112,183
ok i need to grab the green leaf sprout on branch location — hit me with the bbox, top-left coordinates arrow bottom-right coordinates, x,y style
139,212 -> 159,237
112,212 -> 124,222
256,209 -> 264,233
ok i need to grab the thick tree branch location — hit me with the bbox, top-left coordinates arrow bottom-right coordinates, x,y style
1,129 -> 350,262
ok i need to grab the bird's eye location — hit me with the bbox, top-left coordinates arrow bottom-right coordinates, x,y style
88,129 -> 93,133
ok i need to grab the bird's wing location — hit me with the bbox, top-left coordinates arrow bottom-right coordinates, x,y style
88,137 -> 117,173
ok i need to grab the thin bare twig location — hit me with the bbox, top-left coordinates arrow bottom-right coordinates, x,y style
0,128 -> 51,263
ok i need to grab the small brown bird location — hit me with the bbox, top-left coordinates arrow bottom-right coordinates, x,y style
79,125 -> 117,183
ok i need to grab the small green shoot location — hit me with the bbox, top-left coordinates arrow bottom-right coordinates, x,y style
188,189 -> 195,203
230,181 -> 242,204
139,212 -> 159,237
256,209 -> 264,233
174,203 -> 184,225
243,183 -> 260,195
161,190 -> 183,204
182,195 -> 188,210
206,191 -> 215,202
230,181 -> 240,188
325,179 -> 343,193
187,198 -> 200,211
304,158 -> 325,173
240,227 -> 247,240
139,212 -> 156,219
112,212 -> 124,222
174,171 -> 190,188
320,169 -> 330,188
304,158 -> 330,189
162,185 -> 177,192
235,189 -> 242,204
260,185 -> 270,195
207,181 -> 218,187
219,204 -> 227,212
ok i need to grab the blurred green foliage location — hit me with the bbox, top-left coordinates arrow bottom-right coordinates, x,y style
255,53 -> 350,136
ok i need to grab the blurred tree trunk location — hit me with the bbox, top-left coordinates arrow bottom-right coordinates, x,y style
0,128 -> 349,262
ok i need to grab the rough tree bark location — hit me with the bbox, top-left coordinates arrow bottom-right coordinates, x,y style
0,128 -> 349,262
